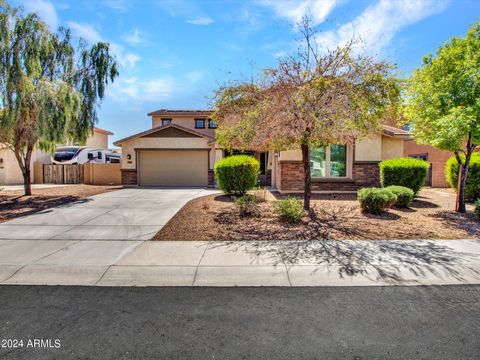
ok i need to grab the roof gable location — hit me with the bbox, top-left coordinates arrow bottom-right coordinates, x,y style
113,123 -> 214,146
141,127 -> 202,138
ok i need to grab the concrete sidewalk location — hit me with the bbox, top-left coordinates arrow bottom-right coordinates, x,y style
1,239 -> 479,287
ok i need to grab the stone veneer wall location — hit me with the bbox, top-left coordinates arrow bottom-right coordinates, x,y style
279,161 -> 380,191
208,170 -> 215,187
121,169 -> 137,185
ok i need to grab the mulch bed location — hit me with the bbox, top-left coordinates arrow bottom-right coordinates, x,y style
0,185 -> 121,223
154,188 -> 480,240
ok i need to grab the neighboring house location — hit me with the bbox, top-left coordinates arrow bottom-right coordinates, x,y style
0,145 -> 51,185
0,127 -> 113,185
85,127 -> 113,149
404,140 -> 452,187
114,109 -> 410,191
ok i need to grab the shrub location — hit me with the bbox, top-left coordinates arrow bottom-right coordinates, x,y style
384,185 -> 415,208
357,187 -> 397,215
379,157 -> 430,195
273,196 -> 304,224
475,199 -> 480,219
214,155 -> 260,195
445,153 -> 480,203
234,194 -> 260,217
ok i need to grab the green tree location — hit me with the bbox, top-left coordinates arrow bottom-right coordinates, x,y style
0,1 -> 118,195
213,17 -> 399,211
404,23 -> 480,213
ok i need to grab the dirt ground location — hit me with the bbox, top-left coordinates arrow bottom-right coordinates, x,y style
0,185 -> 121,223
154,188 -> 480,241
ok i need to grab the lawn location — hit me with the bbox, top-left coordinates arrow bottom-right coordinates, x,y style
0,185 -> 121,223
154,188 -> 480,240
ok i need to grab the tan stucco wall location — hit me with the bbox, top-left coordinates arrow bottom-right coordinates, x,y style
0,148 -> 51,185
86,131 -> 109,149
120,137 -> 212,170
381,136 -> 404,160
355,134 -> 382,161
84,163 -> 121,185
152,115 -> 215,138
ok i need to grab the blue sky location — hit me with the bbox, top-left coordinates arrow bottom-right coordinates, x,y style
17,0 -> 480,146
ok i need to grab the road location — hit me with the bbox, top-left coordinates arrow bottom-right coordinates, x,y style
0,285 -> 478,359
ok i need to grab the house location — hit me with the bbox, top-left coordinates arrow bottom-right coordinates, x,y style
85,127 -> 114,149
0,127 -> 113,185
114,109 -> 410,191
403,140 -> 452,187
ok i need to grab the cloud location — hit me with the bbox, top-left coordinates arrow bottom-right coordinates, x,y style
66,21 -> 140,69
109,71 -> 204,103
316,0 -> 450,54
24,0 -> 58,29
260,0 -> 341,25
124,29 -> 150,46
102,0 -> 131,11
186,16 -> 214,25
66,21 -> 102,42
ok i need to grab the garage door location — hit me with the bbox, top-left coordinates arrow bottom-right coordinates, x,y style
138,150 -> 208,187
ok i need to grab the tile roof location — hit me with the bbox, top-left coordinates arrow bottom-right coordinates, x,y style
147,109 -> 213,116
113,123 -> 215,146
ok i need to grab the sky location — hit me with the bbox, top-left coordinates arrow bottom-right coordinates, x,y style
15,0 -> 480,147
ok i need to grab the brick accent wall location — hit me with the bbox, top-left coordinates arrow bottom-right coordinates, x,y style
404,139 -> 451,187
121,169 -> 137,185
208,169 -> 215,187
279,161 -> 379,191
352,162 -> 380,187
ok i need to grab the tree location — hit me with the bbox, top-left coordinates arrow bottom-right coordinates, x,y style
0,0 -> 118,195
403,23 -> 480,213
213,17 -> 399,211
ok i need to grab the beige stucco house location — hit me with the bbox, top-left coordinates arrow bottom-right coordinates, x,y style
0,127 -> 113,185
114,109 -> 409,191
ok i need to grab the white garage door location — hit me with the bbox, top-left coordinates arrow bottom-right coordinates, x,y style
138,150 -> 208,187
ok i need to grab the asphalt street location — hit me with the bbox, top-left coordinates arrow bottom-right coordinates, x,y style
0,285 -> 478,359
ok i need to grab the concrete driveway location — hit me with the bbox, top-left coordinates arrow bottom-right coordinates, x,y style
0,187 -> 217,241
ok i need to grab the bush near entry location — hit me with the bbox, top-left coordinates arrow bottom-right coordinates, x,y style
384,185 -> 415,208
214,155 -> 260,195
273,196 -> 304,224
358,187 -> 397,215
379,157 -> 429,195
445,153 -> 480,203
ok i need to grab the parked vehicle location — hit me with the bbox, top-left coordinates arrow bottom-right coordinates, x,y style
52,146 -> 121,164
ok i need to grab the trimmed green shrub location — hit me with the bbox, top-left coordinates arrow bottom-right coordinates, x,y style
445,153 -> 480,203
234,194 -> 260,217
475,199 -> 480,219
214,155 -> 260,195
358,187 -> 397,215
273,196 -> 304,224
384,185 -> 415,208
380,157 -> 430,195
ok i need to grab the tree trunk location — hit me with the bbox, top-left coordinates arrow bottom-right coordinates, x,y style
455,140 -> 475,213
13,145 -> 34,196
301,143 -> 311,211
23,168 -> 32,196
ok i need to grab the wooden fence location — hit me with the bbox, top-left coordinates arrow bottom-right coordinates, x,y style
36,163 -> 121,185
43,164 -> 84,184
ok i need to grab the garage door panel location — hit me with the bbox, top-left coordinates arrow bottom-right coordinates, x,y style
138,150 -> 208,187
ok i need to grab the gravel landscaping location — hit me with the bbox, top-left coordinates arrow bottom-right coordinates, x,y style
154,188 -> 480,240
0,185 -> 121,223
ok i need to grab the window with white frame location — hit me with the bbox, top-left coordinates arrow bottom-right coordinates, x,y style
310,144 -> 347,178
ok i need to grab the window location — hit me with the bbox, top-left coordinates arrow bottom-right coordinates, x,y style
208,119 -> 217,129
195,119 -> 205,128
310,145 -> 347,178
161,118 -> 171,126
